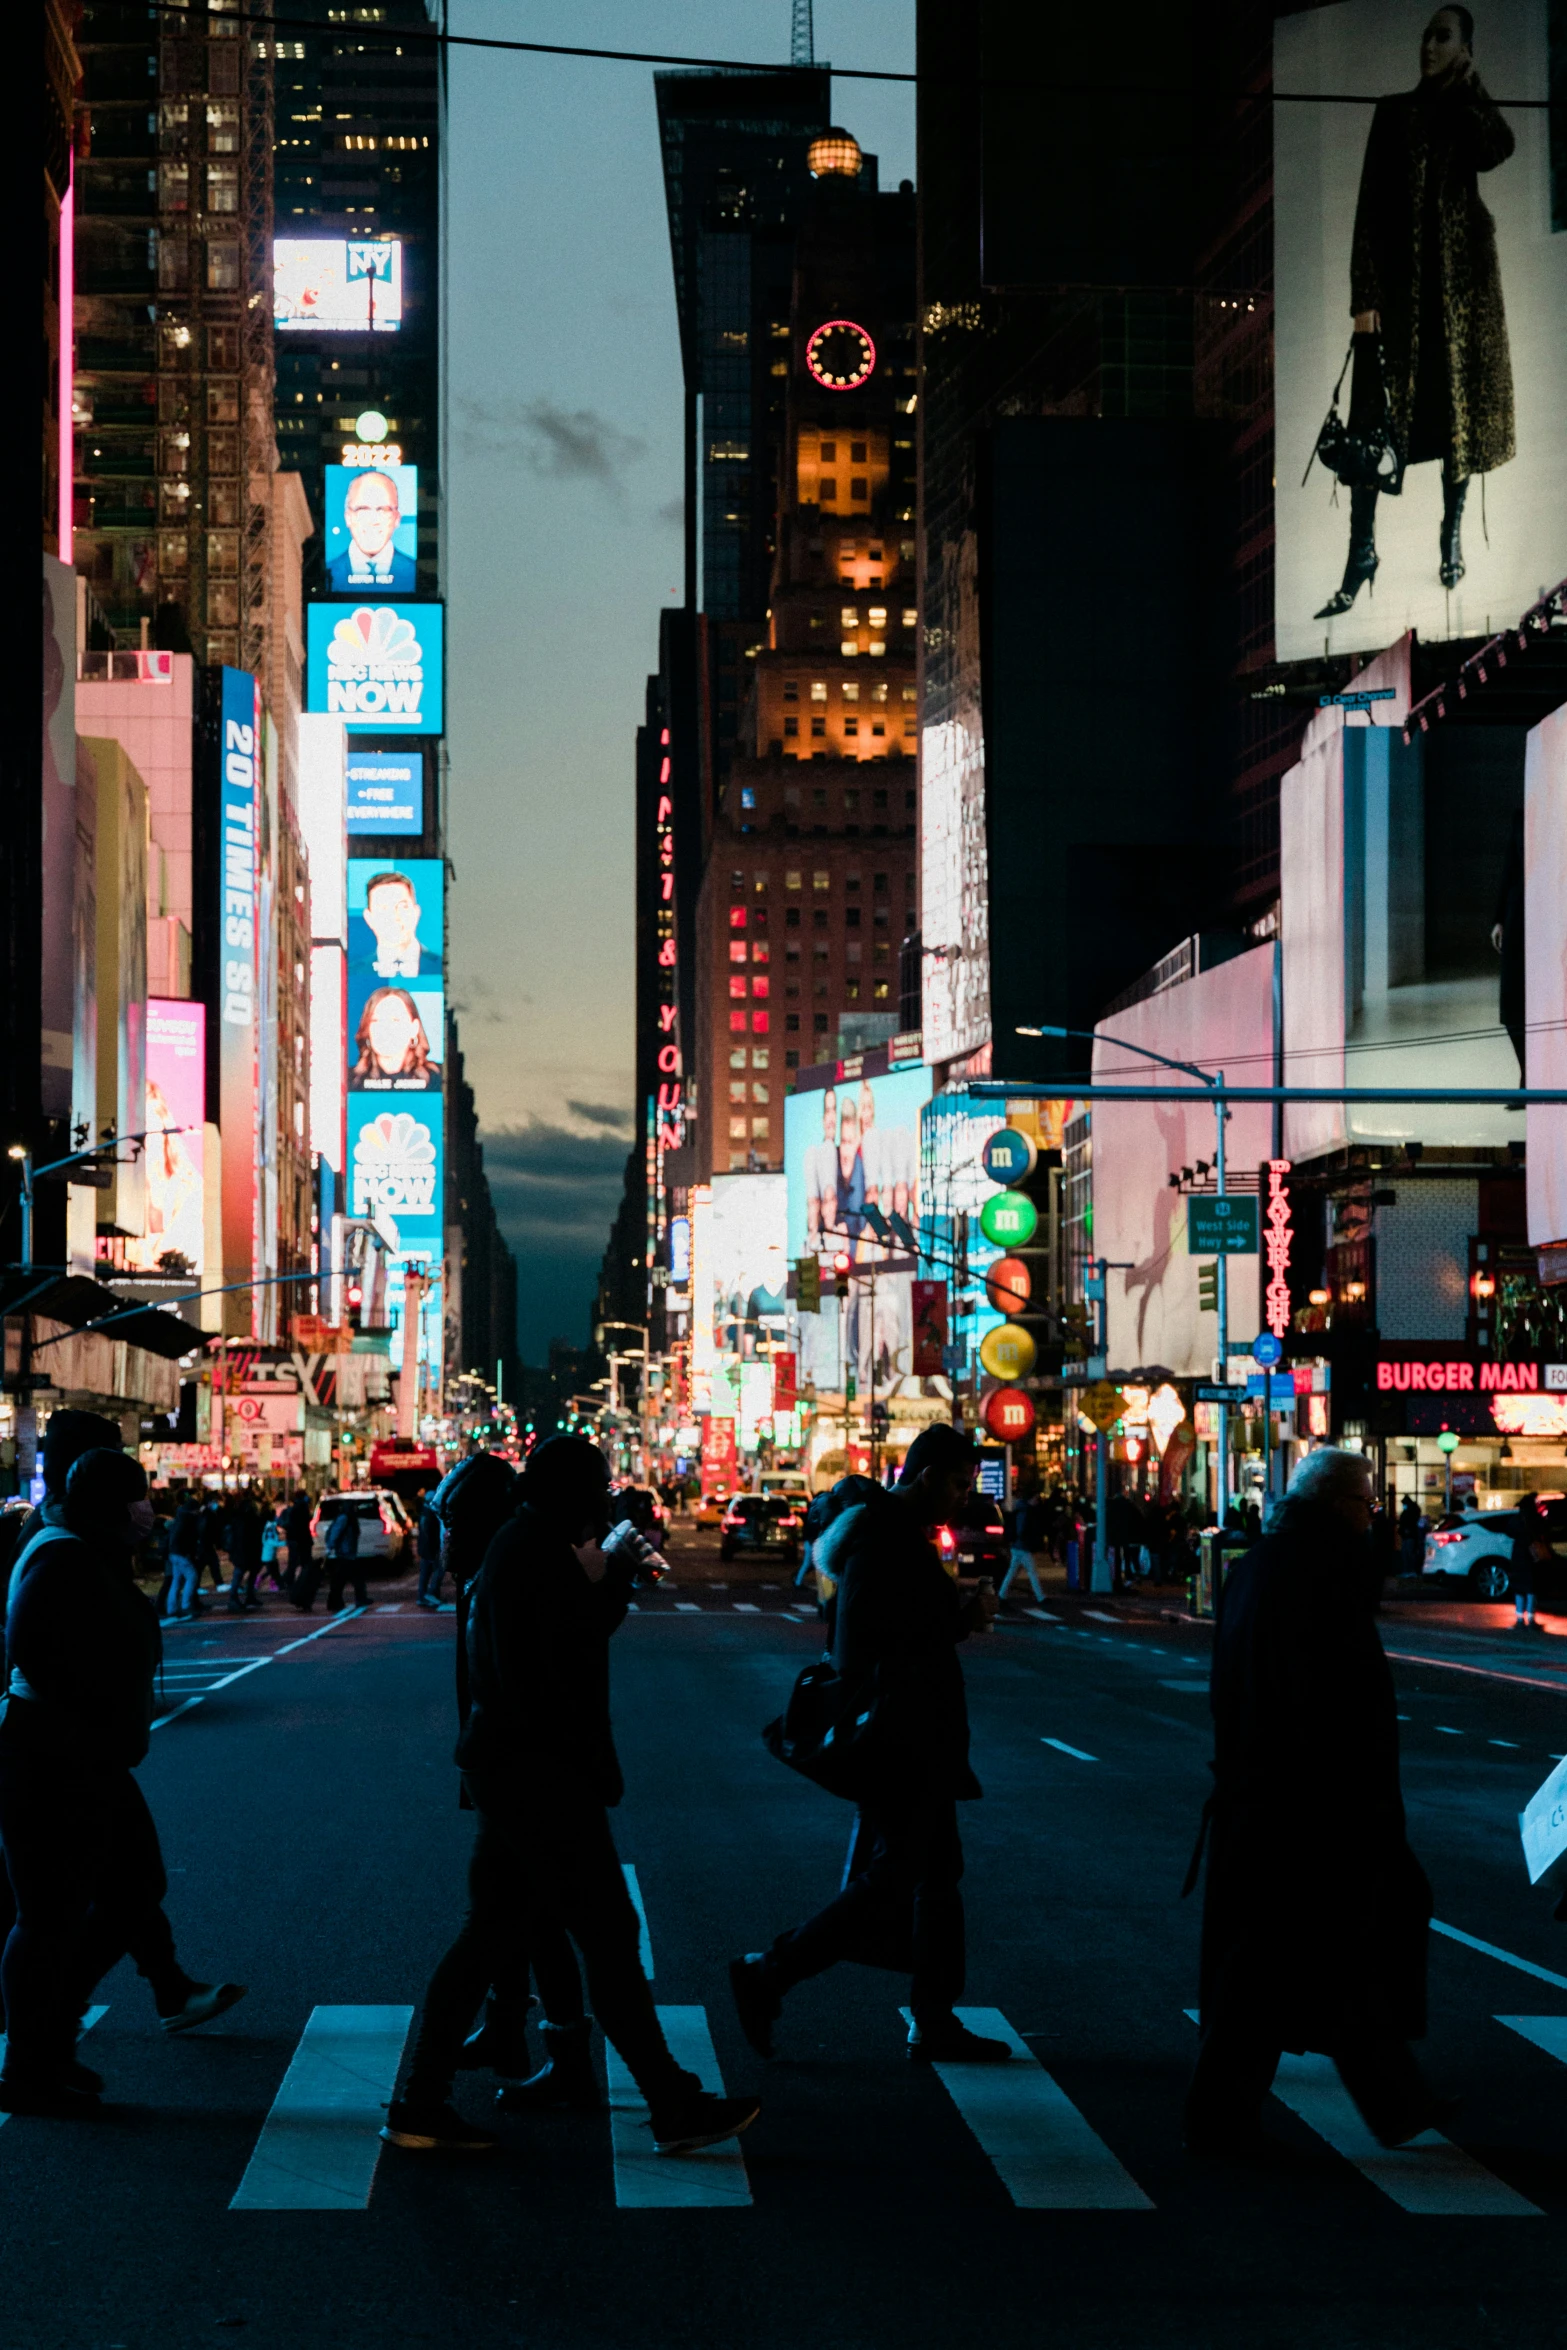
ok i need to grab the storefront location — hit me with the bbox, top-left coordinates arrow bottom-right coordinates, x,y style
1351,1343 -> 1567,1513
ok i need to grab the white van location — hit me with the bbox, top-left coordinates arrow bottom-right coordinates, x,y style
758,1470 -> 809,1505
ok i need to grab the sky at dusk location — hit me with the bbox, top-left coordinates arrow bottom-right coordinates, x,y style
442,1 -> 915,1359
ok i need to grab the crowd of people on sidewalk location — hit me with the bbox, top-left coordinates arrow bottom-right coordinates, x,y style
0,1405 -> 1538,2176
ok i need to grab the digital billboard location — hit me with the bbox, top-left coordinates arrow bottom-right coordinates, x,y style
785,1065 -> 931,1393
127,999 -> 205,1276
274,237 -> 403,332
307,602 -> 444,736
1275,3 -> 1567,661
347,857 -> 442,983
218,668 -> 259,1330
348,854 -> 443,1377
346,749 -> 423,837
324,463 -> 418,596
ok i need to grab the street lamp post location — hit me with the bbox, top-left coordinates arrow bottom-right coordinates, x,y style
1016,1023 -> 1235,1539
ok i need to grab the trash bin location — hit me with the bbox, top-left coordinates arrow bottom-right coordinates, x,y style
1195,1527 -> 1248,1618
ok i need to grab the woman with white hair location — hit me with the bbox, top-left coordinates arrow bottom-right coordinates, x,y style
1185,1447 -> 1445,2156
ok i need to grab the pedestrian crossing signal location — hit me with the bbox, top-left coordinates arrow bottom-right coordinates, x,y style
1197,1261 -> 1218,1313
795,1256 -> 821,1314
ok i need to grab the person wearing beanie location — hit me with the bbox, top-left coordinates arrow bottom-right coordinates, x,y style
0,1447 -> 244,2114
384,1435 -> 760,2156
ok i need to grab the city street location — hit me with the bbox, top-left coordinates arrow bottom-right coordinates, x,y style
7,1576 -> 1567,2349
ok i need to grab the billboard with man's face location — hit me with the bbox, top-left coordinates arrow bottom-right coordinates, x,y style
1275,2 -> 1567,661
324,464 -> 418,597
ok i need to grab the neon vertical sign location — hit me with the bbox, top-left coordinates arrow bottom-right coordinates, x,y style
653,727 -> 685,1150
219,668 -> 260,1333
1263,1158 -> 1293,1339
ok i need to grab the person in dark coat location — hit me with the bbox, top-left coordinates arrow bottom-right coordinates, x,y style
729,1422 -> 1007,2066
281,1488 -> 313,1598
383,1436 -> 760,2155
0,1449 -> 245,2113
224,1487 -> 264,1612
1185,1447 -> 1444,2155
1316,6 -> 1516,616
325,1501 -> 366,1613
415,1496 -> 444,1610
1510,1492 -> 1546,1630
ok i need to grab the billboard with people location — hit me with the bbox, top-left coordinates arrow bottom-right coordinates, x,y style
126,999 -> 205,1276
1274,2 -> 1567,660
346,856 -> 443,1377
785,1065 -> 932,1392
323,464 -> 419,595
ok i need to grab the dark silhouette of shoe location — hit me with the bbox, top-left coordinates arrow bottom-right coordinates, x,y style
160,1982 -> 247,2035
0,2073 -> 101,2118
381,2098 -> 499,2152
64,2059 -> 103,2095
906,2015 -> 1012,2064
647,2086 -> 760,2155
728,1955 -> 782,2059
1316,482 -> 1380,617
458,1995 -> 534,2080
495,2019 -> 601,2110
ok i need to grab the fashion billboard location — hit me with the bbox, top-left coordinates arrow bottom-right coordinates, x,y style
785,1065 -> 931,1393
323,464 -> 418,596
273,237 -> 403,332
127,999 -> 205,1276
307,603 -> 444,735
1275,3 -> 1567,661
346,749 -> 423,837
702,1173 -> 787,1377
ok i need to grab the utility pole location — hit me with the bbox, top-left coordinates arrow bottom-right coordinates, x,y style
1214,1068 -> 1230,1531
1090,1256 -> 1111,1594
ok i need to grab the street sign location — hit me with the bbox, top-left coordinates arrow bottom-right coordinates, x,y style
1187,1196 -> 1259,1255
1078,1380 -> 1123,1432
1245,1373 -> 1298,1403
979,1189 -> 1038,1248
1252,1331 -> 1283,1368
981,1127 -> 1037,1185
1196,1383 -> 1248,1404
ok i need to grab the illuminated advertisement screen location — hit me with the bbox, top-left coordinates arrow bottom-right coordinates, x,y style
346,749 -> 423,836
706,1172 -> 787,1365
324,463 -> 418,596
274,237 -> 403,332
347,853 -> 443,1367
217,667 -> 259,1325
785,1064 -> 931,1392
128,998 -> 205,1276
307,602 -> 443,736
1274,3 -> 1567,661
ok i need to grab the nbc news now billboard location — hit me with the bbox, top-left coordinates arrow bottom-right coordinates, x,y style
306,602 -> 444,735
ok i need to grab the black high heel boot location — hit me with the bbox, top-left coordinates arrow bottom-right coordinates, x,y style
1315,483 -> 1379,618
1440,471 -> 1468,589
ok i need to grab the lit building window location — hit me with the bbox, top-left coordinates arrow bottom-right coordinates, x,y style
755,873 -> 769,892
786,870 -> 802,889
729,942 -> 747,965
810,681 -> 828,702
841,640 -> 859,658
730,1049 -> 747,1070
752,1083 -> 770,1105
902,609 -> 917,627
873,980 -> 890,1000
840,607 -> 859,629
871,681 -> 888,703
868,641 -> 885,657
751,976 -> 770,999
730,1011 -> 748,1034
813,871 -> 830,891
730,1081 -> 747,1104
868,608 -> 887,627
752,1048 -> 770,1069
845,979 -> 861,1001
901,685 -> 916,701
730,906 -> 747,928
729,977 -> 748,999
751,1011 -> 770,1033
751,1117 -> 770,1140
730,1117 -> 748,1140
842,681 -> 859,703
740,786 -> 755,808
752,942 -> 770,964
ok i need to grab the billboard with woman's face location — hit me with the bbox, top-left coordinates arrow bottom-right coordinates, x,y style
1275,2 -> 1567,661
784,1065 -> 932,1392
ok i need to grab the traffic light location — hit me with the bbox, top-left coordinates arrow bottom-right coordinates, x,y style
833,1251 -> 853,1299
1197,1261 -> 1218,1313
795,1255 -> 821,1315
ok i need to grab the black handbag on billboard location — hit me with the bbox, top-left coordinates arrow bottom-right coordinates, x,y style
1304,334 -> 1405,495
762,1660 -> 888,1801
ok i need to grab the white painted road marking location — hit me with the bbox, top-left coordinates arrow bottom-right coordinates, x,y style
675,1602 -> 701,1614
0,2007 -> 107,2130
732,1602 -> 759,1613
605,2006 -> 751,2208
1434,1726 -> 1463,1736
152,1610 -> 370,1729
622,1864 -> 654,1978
1041,1737 -> 1098,1763
903,2007 -> 1151,2210
230,2004 -> 413,2210
1497,2016 -> 1567,2066
1432,1920 -> 1567,1995
1082,1610 -> 1121,1624
1266,2052 -> 1538,2216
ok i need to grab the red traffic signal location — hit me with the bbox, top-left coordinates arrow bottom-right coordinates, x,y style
832,1250 -> 852,1297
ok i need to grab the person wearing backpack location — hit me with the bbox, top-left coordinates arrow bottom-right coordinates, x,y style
730,1422 -> 1006,2067
325,1501 -> 367,1612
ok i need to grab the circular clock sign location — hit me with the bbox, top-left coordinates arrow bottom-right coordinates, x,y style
805,318 -> 876,390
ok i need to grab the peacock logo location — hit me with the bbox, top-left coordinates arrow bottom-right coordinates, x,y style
324,604 -> 426,722
351,1109 -> 438,1218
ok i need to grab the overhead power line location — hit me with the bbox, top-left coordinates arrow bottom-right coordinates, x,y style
144,4 -> 1555,106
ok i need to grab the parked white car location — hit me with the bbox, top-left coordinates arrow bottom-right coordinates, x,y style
310,1488 -> 414,1567
1420,1511 -> 1520,1600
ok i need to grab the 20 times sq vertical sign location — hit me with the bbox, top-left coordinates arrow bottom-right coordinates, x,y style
219,669 -> 260,1333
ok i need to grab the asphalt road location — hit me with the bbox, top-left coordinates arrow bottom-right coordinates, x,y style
7,1568 -> 1567,2350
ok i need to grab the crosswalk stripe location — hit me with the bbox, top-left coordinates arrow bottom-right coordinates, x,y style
605,2006 -> 751,2208
1266,2053 -> 1539,2215
1497,2015 -> 1567,2065
732,1602 -> 759,1613
674,1602 -> 701,1614
0,2006 -> 107,2130
902,2007 -> 1151,2209
229,2005 -> 413,2210
374,1603 -> 403,1614
1041,1737 -> 1097,1762
622,1864 -> 654,1978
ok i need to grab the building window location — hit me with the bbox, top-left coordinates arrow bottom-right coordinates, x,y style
844,788 -> 861,814
752,1083 -> 770,1105
785,909 -> 800,931
850,442 -> 867,463
752,941 -> 770,964
751,1117 -> 770,1140
729,976 -> 747,999
786,1015 -> 801,1032
729,942 -> 747,965
820,479 -> 837,502
871,681 -> 888,704
729,1081 -> 747,1104
813,871 -> 830,891
874,942 -> 890,965
874,872 -> 889,894
784,716 -> 799,737
872,723 -> 885,739
783,680 -> 799,702
845,979 -> 861,1001
810,681 -> 828,702
786,869 -> 801,891
820,441 -> 837,461
786,1050 -> 800,1068
752,1011 -> 770,1034
867,640 -> 884,657
206,241 -> 240,289
902,685 -> 916,702
841,640 -> 859,658
729,1011 -> 748,1034
846,940 -> 862,962
846,874 -> 861,892
874,981 -> 890,1000
813,943 -> 829,963
846,906 -> 861,928
730,905 -> 747,928
812,788 -> 828,811
730,1117 -> 748,1140
842,681 -> 859,703
902,608 -> 918,627
851,479 -> 868,501
814,1014 -> 829,1032
740,786 -> 755,809
754,873 -> 768,894
206,163 -> 239,212
752,1048 -> 770,1069
840,607 -> 859,630
873,789 -> 889,813
730,1048 -> 747,1070
160,163 -> 189,212
751,977 -> 770,999
844,718 -> 858,737
811,717 -> 826,737
729,1151 -> 748,1169
868,608 -> 887,628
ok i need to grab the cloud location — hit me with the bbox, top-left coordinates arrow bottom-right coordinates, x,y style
656,495 -> 684,528
566,1099 -> 633,1132
481,1120 -> 632,1358
454,395 -> 646,491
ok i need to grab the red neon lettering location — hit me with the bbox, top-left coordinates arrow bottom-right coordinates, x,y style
659,759 -> 671,784
1263,1160 -> 1293,1338
1428,1364 -> 1446,1392
1377,1363 -> 1394,1391
658,940 -> 676,967
1456,1361 -> 1475,1390
660,875 -> 673,901
657,795 -> 672,821
1480,1361 -> 1502,1390
658,1004 -> 677,1031
657,1044 -> 680,1074
656,1082 -> 682,1112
